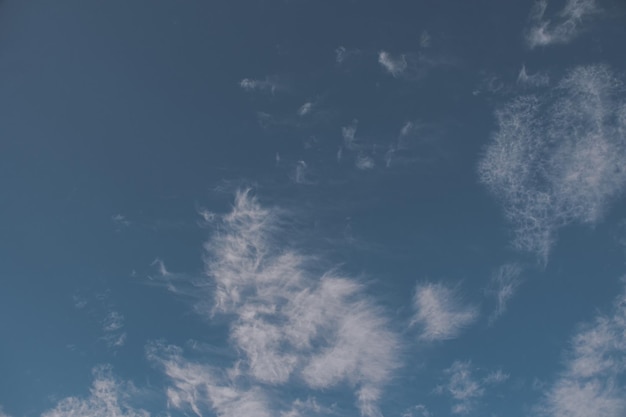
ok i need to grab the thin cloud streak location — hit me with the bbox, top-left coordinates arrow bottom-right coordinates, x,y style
487,263 -> 524,324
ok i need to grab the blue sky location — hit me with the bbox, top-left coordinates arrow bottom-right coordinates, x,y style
1,0 -> 626,416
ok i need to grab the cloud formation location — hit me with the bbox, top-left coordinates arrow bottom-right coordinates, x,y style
41,366 -> 148,417
378,51 -> 408,77
517,65 -> 550,88
478,65 -> 626,262
239,77 -> 283,94
101,310 -> 126,349
537,279 -> 626,417
412,282 -> 478,341
437,362 -> 508,415
526,0 -> 599,48
161,189 -> 400,417
487,263 -> 524,324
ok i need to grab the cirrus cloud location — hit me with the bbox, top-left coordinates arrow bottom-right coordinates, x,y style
478,65 -> 626,262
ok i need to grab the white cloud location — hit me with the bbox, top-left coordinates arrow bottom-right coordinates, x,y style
293,160 -> 309,184
487,263 -> 524,324
0,406 -> 11,417
335,46 -> 346,64
112,214 -> 131,229
342,120 -> 358,150
478,65 -> 626,262
526,0 -> 600,48
239,77 -> 282,94
420,30 -> 431,48
438,361 -> 484,415
437,362 -> 508,415
41,366 -> 149,417
101,310 -> 126,348
378,51 -> 408,77
411,282 -> 478,341
537,280 -> 626,417
162,189 -> 400,417
151,258 -> 171,277
483,369 -> 510,385
298,102 -> 313,116
355,154 -> 375,170
401,404 -> 431,417
517,64 -> 550,87
148,344 -> 273,417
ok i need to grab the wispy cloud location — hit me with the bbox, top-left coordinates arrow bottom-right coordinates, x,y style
437,362 -> 508,415
297,102 -> 314,116
112,214 -> 131,229
101,310 -> 126,349
536,279 -> 626,417
335,46 -> 360,65
411,282 -> 478,342
517,64 -> 550,88
160,189 -> 401,417
486,263 -> 524,324
420,30 -> 431,48
526,0 -> 600,48
341,119 -> 358,150
355,154 -> 375,170
0,406 -> 11,417
401,404 -> 431,417
239,77 -> 284,94
148,344 -> 273,417
439,361 -> 484,414
478,65 -> 626,262
378,51 -> 408,77
41,366 -> 148,417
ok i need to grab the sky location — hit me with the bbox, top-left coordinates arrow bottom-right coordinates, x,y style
1,0 -> 626,416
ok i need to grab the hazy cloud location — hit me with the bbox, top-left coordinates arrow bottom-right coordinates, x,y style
437,362 -> 508,415
41,366 -> 148,417
487,263 -> 524,324
355,154 -> 375,170
378,51 -> 408,77
298,102 -> 313,116
537,279 -> 626,417
412,282 -> 479,341
239,77 -> 283,94
526,0 -> 600,48
478,65 -> 626,262
517,64 -> 550,87
161,189 -> 400,417
112,214 -> 131,229
420,31 -> 431,48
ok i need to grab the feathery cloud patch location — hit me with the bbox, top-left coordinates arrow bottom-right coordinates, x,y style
478,65 -> 626,262
487,263 -> 524,324
378,51 -> 408,78
41,366 -> 148,417
537,279 -> 626,417
526,0 -> 600,48
439,361 -> 485,414
517,65 -> 550,88
412,282 -> 478,341
298,102 -> 313,116
101,310 -> 126,349
160,189 -> 400,417
437,362 -> 508,415
239,77 -> 283,94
